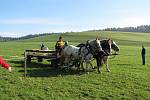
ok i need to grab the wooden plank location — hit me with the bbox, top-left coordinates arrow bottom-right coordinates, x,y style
26,53 -> 56,58
27,55 -> 57,59
25,49 -> 55,53
25,49 -> 57,59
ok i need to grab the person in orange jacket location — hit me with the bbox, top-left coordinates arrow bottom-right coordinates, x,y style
0,57 -> 12,72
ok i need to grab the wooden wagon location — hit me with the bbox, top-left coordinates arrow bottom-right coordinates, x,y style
24,49 -> 59,77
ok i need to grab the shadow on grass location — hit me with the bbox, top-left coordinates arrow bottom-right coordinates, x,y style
10,60 -> 93,77
26,68 -> 89,77
116,63 -> 141,66
116,64 -> 133,66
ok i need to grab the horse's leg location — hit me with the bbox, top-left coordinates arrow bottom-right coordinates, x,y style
75,60 -> 81,73
84,62 -> 90,75
97,66 -> 100,73
85,62 -> 89,72
64,57 -> 69,68
59,55 -> 65,66
95,57 -> 101,73
81,62 -> 84,71
95,55 -> 103,69
97,65 -> 102,73
98,57 -> 104,73
89,62 -> 93,70
105,57 -> 110,72
96,57 -> 100,69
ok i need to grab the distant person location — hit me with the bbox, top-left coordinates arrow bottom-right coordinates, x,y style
55,36 -> 65,58
141,45 -> 146,65
40,42 -> 45,50
0,56 -> 12,72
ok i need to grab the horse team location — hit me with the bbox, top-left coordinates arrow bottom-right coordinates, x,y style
56,37 -> 120,73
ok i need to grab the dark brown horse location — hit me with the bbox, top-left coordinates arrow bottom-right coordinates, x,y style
95,39 -> 119,73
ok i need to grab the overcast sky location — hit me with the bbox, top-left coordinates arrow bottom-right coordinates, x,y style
0,0 -> 150,37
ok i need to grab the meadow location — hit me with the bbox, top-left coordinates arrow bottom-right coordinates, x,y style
0,31 -> 150,100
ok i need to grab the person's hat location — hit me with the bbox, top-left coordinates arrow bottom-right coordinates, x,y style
59,36 -> 62,39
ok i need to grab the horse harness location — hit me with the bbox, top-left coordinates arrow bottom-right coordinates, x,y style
78,42 -> 94,57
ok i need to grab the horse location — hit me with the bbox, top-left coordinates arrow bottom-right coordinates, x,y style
77,39 -> 113,73
61,44 -> 80,67
61,38 -> 102,71
111,40 -> 119,53
95,39 -> 119,73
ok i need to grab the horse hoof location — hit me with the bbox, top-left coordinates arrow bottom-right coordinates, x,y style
92,66 -> 96,69
107,70 -> 110,72
98,70 -> 102,73
64,66 -> 68,68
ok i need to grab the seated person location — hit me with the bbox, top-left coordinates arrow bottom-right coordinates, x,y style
40,42 -> 45,50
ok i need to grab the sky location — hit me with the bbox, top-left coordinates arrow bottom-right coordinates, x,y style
0,0 -> 150,37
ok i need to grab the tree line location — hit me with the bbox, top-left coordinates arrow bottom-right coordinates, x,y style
104,25 -> 150,32
0,33 -> 59,42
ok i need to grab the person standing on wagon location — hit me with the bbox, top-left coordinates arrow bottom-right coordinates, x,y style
55,36 -> 65,66
141,45 -> 146,65
55,36 -> 65,58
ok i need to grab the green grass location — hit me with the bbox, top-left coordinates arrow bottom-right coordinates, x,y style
0,31 -> 150,99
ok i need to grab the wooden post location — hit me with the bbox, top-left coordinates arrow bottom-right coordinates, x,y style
24,51 -> 27,77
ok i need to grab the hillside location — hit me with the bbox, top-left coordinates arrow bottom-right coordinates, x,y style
1,25 -> 150,42
16,31 -> 150,46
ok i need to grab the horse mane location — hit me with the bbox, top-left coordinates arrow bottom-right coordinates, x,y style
100,39 -> 109,45
64,41 -> 69,46
76,43 -> 85,47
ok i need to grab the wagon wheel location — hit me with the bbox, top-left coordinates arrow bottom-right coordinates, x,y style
51,59 -> 58,68
38,57 -> 43,62
75,61 -> 80,68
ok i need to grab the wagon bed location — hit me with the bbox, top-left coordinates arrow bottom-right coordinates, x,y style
24,49 -> 59,77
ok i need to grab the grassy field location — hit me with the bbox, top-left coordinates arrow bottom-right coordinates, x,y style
0,31 -> 150,100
